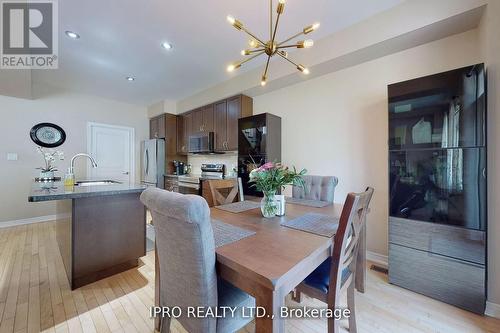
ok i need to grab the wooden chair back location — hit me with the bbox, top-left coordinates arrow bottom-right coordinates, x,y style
207,178 -> 243,206
327,187 -> 374,309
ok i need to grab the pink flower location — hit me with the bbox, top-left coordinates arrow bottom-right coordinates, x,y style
259,162 -> 274,171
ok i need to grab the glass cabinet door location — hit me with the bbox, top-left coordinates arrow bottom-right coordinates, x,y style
389,65 -> 486,150
389,147 -> 486,230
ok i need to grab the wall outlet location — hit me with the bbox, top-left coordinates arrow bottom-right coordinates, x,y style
7,153 -> 18,161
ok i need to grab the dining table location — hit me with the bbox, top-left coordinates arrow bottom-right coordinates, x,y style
154,199 -> 367,333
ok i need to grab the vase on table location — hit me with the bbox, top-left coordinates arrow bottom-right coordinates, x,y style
39,170 -> 54,180
261,190 -> 278,218
275,194 -> 286,216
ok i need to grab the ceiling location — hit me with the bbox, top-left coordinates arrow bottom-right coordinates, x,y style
32,0 -> 404,106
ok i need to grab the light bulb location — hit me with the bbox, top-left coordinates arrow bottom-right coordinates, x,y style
312,23 -> 320,31
304,39 -> 314,48
297,65 -> 309,75
227,64 -> 235,72
227,16 -> 235,25
241,50 -> 251,56
304,22 -> 320,34
249,39 -> 258,48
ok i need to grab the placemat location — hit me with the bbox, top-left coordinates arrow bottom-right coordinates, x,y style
214,200 -> 260,213
212,220 -> 256,248
281,213 -> 339,237
285,197 -> 332,208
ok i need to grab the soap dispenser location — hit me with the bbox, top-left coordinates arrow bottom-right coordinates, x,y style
64,168 -> 75,186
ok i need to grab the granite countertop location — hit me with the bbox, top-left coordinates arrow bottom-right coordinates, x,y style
28,180 -> 147,202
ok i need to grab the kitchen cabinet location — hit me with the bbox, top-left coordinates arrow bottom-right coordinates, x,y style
177,94 -> 253,153
149,114 -> 166,139
192,105 -> 214,133
177,112 -> 192,155
214,95 -> 253,151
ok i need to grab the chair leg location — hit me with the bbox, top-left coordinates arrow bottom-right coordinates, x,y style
160,316 -> 171,333
347,281 -> 357,333
292,288 -> 303,303
327,316 -> 340,333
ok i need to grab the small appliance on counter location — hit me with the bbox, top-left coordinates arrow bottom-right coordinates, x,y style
173,160 -> 186,175
201,164 -> 225,179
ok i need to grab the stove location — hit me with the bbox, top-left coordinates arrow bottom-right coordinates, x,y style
201,163 -> 225,179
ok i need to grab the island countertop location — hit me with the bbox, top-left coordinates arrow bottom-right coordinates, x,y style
28,180 -> 147,202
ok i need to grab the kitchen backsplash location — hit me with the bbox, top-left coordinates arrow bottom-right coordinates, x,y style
188,153 -> 238,176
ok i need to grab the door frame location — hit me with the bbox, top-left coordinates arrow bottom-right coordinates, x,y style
86,122 -> 136,183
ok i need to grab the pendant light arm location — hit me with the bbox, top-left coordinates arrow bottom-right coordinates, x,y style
277,31 -> 304,46
277,51 -> 299,67
270,0 -> 273,40
263,55 -> 271,78
241,27 -> 266,47
271,12 -> 281,43
238,51 -> 266,67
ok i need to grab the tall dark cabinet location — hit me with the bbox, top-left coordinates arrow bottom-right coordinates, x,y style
238,113 -> 282,196
388,64 -> 487,314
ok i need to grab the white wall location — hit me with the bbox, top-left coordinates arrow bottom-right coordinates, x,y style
479,0 -> 500,310
0,84 -> 148,224
252,29 -> 482,256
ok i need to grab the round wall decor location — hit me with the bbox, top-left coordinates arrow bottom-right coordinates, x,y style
30,123 -> 66,148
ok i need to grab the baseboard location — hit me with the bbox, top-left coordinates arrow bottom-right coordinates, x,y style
0,214 -> 57,228
367,251 -> 388,268
486,301 -> 500,319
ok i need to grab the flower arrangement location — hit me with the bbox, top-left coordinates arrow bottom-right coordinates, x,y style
249,162 -> 307,217
36,147 -> 64,177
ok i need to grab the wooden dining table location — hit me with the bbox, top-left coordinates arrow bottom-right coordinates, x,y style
154,200 -> 367,333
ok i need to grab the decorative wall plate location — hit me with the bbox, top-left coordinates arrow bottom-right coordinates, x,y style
30,123 -> 66,148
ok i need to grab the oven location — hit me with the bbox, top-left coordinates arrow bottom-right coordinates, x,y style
178,176 -> 201,195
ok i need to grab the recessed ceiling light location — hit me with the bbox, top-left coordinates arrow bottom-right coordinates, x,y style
126,76 -> 135,81
65,31 -> 80,39
161,42 -> 173,50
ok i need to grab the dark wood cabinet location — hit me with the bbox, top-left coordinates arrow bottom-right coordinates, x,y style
202,104 -> 214,132
213,95 -> 253,151
149,114 -> 166,139
214,100 -> 227,151
177,113 -> 192,155
176,94 -> 253,154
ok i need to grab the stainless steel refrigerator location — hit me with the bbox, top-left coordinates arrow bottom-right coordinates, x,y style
141,139 -> 165,188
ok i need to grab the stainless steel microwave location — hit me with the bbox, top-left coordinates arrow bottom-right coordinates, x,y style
188,132 -> 215,154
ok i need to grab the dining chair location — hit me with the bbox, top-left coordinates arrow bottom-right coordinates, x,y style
292,175 -> 339,203
293,187 -> 374,333
140,188 -> 255,333
206,178 -> 244,207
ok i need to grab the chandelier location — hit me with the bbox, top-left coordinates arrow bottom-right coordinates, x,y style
226,0 -> 320,86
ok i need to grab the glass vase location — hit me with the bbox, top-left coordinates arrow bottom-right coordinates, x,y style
261,191 -> 278,218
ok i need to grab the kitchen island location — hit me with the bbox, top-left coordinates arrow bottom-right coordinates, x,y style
29,181 -> 147,289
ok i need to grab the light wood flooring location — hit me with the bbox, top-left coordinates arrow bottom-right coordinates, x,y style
0,221 -> 499,333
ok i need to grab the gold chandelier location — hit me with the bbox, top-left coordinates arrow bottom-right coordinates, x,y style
226,0 -> 320,86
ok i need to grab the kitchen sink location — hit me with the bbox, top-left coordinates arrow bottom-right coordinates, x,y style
74,180 -> 122,186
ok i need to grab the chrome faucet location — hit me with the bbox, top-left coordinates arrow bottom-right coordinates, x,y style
70,153 -> 98,174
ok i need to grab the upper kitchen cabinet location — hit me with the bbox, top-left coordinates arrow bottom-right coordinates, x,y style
177,112 -> 192,155
150,114 -> 166,139
214,95 -> 253,151
192,105 -> 214,133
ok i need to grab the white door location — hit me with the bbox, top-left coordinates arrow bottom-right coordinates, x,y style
87,122 -> 135,183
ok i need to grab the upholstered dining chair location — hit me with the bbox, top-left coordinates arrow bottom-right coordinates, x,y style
293,187 -> 374,333
206,178 -> 244,207
140,188 -> 255,333
292,175 -> 339,203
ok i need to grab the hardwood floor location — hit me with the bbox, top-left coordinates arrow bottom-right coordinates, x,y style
0,221 -> 499,333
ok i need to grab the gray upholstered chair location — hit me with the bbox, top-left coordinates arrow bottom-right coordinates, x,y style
293,175 -> 339,203
140,188 -> 255,333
